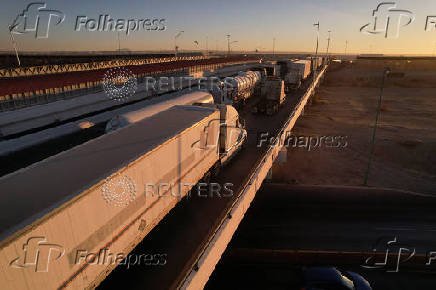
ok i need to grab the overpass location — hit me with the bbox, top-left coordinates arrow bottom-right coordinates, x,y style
0,65 -> 327,289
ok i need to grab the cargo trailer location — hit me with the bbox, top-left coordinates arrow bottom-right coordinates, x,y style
283,59 -> 312,90
252,77 -> 286,115
105,90 -> 214,132
0,104 -> 246,290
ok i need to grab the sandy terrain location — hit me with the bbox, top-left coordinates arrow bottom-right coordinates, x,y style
272,59 -> 436,194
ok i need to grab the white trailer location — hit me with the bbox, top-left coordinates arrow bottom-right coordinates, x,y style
291,60 -> 311,80
306,56 -> 323,72
105,90 -> 214,132
252,77 -> 286,115
282,59 -> 312,90
0,104 -> 246,290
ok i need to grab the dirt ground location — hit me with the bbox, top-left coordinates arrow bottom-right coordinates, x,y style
272,59 -> 436,194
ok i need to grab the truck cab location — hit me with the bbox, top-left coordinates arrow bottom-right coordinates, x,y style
218,104 -> 247,165
195,103 -> 247,165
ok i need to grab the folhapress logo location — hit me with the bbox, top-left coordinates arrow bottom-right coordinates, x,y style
10,2 -> 65,39
360,2 -> 414,38
10,237 -> 65,272
361,236 -> 415,272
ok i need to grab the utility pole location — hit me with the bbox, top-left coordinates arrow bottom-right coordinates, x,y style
273,38 -> 275,57
313,21 -> 320,80
174,30 -> 184,57
326,30 -> 331,62
8,26 -> 21,66
226,34 -> 231,56
206,36 -> 208,55
363,67 -> 391,186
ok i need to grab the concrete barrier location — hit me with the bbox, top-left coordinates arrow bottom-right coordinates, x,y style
180,65 -> 328,290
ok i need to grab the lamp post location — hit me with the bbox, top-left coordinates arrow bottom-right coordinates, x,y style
174,30 -> 184,57
226,34 -> 237,56
326,30 -> 331,62
273,38 -> 275,57
226,34 -> 231,56
313,22 -> 320,82
363,67 -> 391,186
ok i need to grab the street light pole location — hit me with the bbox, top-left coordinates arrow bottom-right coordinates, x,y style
326,30 -> 331,62
313,22 -> 320,81
226,34 -> 231,56
363,67 -> 391,186
273,38 -> 275,57
174,30 -> 184,57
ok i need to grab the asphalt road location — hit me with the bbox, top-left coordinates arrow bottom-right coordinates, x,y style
206,183 -> 436,290
98,76 -> 315,289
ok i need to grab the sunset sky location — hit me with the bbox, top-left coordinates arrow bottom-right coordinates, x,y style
1,0 -> 435,55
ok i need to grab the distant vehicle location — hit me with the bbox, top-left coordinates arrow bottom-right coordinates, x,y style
277,59 -> 311,91
302,267 -> 372,290
306,56 -> 323,71
219,70 -> 262,107
285,59 -> 312,90
252,76 -> 286,115
105,90 -> 214,132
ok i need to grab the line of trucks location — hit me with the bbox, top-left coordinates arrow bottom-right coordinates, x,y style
0,56 -> 323,289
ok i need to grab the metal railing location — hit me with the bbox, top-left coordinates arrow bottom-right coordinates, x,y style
177,64 -> 328,289
0,58 -> 257,112
0,56 -> 211,78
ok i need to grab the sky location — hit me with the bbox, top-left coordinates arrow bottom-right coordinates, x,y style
0,0 -> 435,55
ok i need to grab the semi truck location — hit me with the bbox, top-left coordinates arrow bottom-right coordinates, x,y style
220,70 -> 262,107
307,56 -> 323,72
283,59 -> 312,91
252,76 -> 286,115
0,104 -> 246,289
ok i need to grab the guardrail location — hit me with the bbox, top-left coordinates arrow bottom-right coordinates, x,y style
0,56 -> 211,78
178,65 -> 328,289
0,57 -> 258,112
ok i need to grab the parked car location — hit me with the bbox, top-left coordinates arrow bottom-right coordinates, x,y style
302,267 -> 372,290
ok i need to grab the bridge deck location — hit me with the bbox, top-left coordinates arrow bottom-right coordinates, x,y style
98,74 -> 316,289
